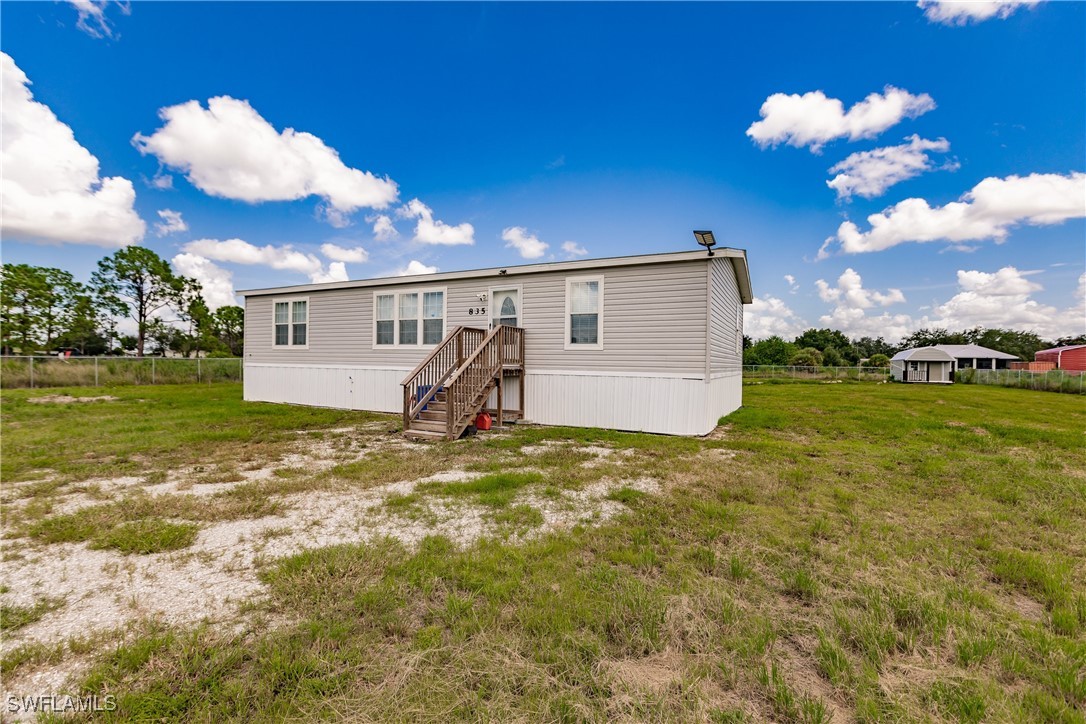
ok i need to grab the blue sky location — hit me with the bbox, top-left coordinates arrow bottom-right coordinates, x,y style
2,0 -> 1083,341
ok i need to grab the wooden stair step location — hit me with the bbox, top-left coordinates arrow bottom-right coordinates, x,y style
418,410 -> 445,422
410,420 -> 447,433
404,429 -> 446,441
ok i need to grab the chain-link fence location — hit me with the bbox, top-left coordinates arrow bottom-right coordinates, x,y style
743,365 -> 890,381
956,368 -> 1085,394
1,356 -> 243,388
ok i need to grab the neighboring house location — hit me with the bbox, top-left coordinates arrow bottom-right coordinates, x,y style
239,247 -> 753,438
890,347 -> 956,384
1035,344 -> 1086,371
932,344 -> 1019,370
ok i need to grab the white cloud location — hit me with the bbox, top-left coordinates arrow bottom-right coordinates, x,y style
368,214 -> 399,242
820,172 -> 1086,258
170,253 -> 237,310
67,0 -> 125,39
182,238 -> 343,284
919,1 -> 1040,25
320,243 -> 368,264
502,226 -> 549,259
132,96 -> 398,225
816,268 -> 906,308
784,274 -> 799,294
828,135 -> 956,200
1076,273 -> 1086,303
746,86 -> 935,152
746,296 -> 808,340
924,266 -> 1079,339
815,268 -> 912,339
154,209 -> 187,236
397,199 -> 474,245
149,171 -> 173,189
1,53 -> 145,247
398,260 -> 439,276
310,262 -> 348,284
562,241 -> 588,258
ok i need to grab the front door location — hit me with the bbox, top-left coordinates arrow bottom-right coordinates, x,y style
490,288 -> 520,329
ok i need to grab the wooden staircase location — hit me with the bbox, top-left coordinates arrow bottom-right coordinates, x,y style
401,325 -> 524,441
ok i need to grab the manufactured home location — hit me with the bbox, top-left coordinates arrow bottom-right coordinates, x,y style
239,245 -> 752,438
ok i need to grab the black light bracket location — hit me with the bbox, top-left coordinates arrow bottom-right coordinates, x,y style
693,230 -> 717,256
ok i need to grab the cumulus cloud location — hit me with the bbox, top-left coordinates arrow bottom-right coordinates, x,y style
310,262 -> 348,284
397,199 -> 474,245
1,53 -> 145,247
562,241 -> 588,258
182,238 -> 344,284
132,96 -> 398,226
828,135 -> 956,200
170,253 -> 237,310
67,0 -> 126,39
918,0 -> 1040,25
746,86 -> 935,152
154,209 -> 187,236
925,266 -> 1079,339
502,227 -> 549,260
149,171 -> 173,189
815,268 -> 912,339
819,172 -> 1086,258
320,243 -> 368,264
398,260 -> 439,276
784,274 -> 799,294
368,214 -> 398,242
746,296 -> 808,340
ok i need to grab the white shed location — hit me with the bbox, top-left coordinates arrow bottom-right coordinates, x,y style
890,347 -> 956,384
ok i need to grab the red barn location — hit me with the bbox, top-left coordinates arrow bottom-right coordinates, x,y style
1035,345 -> 1086,372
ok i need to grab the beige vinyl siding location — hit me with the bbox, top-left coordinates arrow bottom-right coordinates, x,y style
708,257 -> 743,374
245,260 -> 711,375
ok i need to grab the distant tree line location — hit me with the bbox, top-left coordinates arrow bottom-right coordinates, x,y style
743,327 -> 1085,368
1,247 -> 244,357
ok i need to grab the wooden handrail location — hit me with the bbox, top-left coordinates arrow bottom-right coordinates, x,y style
400,326 -> 483,386
446,325 -> 503,387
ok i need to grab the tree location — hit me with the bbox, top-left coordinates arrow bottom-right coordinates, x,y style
868,353 -> 891,368
852,336 -> 898,359
92,247 -> 185,357
38,268 -> 81,349
212,306 -> 245,356
966,327 -> 1046,362
53,292 -> 108,355
743,336 -> 796,366
0,264 -> 47,353
1055,335 -> 1086,347
822,346 -> 844,367
794,328 -> 851,353
789,347 -> 823,367
900,328 -> 968,349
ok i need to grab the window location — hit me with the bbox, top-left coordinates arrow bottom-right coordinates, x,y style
423,291 -> 444,344
565,276 -> 603,349
373,288 -> 445,347
376,295 -> 394,345
399,293 -> 418,345
273,298 -> 308,347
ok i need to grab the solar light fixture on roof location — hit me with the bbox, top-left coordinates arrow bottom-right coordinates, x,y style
693,230 -> 716,256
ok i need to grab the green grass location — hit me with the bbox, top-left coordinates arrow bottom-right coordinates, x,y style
90,520 -> 200,555
1,597 -> 66,632
2,381 -> 1085,721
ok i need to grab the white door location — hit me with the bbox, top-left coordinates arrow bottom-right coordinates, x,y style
490,288 -> 519,328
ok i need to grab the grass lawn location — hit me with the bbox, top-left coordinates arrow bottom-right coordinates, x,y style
1,381 -> 1084,722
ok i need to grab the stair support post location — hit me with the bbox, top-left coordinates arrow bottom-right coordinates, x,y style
402,385 -> 410,433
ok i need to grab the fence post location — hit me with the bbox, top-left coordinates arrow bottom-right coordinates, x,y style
197,357 -> 201,383
95,357 -> 99,387
29,357 -> 34,388
152,357 -> 156,384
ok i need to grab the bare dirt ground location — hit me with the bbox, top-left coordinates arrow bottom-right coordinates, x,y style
0,423 -> 659,705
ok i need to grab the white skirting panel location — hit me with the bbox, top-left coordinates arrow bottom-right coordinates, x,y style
244,364 -> 744,436
244,364 -> 408,413
523,370 -> 742,436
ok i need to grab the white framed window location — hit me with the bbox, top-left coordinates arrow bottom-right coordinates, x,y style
373,288 -> 446,347
272,297 -> 309,348
564,275 -> 603,350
